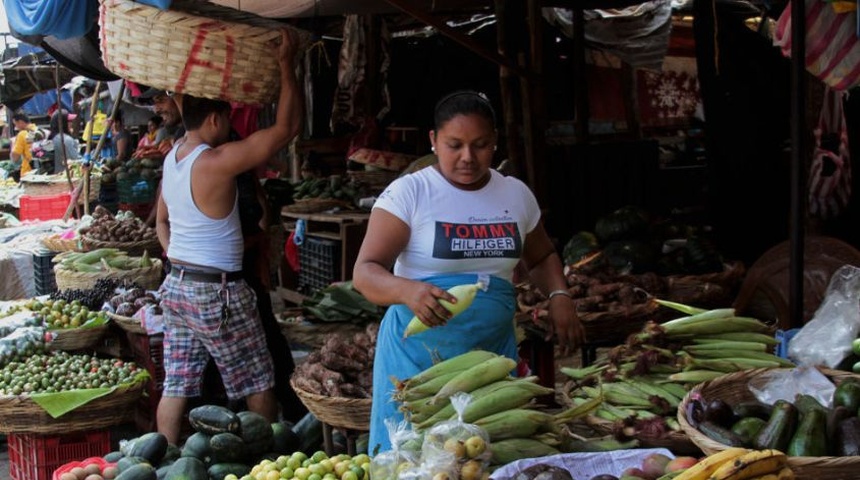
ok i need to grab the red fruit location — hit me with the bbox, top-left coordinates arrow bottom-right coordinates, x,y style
641,453 -> 672,479
665,456 -> 699,473
621,467 -> 647,478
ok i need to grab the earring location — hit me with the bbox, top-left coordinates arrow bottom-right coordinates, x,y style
431,146 -> 436,153
494,145 -> 498,151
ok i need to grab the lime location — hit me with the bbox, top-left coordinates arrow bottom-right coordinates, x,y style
294,467 -> 311,480
287,457 -> 302,471
279,467 -> 294,479
311,451 -> 329,463
341,472 -> 358,480
308,475 -> 322,480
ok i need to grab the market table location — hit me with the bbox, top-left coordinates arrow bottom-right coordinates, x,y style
0,220 -> 74,300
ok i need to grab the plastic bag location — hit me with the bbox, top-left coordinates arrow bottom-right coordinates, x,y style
422,393 -> 492,480
787,265 -> 860,368
369,418 -> 420,480
748,366 -> 837,408
0,326 -> 47,368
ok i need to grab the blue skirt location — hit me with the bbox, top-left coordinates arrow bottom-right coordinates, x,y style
368,273 -> 518,454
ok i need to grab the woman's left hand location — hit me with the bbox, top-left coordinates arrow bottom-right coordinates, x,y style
545,295 -> 586,354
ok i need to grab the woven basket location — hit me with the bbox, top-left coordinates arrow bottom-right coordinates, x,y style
42,235 -> 81,253
54,259 -> 163,291
283,198 -> 353,214
347,170 -> 399,190
582,414 -> 702,456
0,381 -> 144,434
47,324 -> 109,352
81,235 -> 162,258
290,377 -> 371,431
99,0 -> 309,105
579,301 -> 662,345
677,367 -> 860,480
106,311 -> 147,335
278,319 -> 370,349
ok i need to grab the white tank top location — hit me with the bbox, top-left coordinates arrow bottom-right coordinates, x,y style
162,143 -> 243,272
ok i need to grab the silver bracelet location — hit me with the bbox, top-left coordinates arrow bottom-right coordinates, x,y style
547,289 -> 573,300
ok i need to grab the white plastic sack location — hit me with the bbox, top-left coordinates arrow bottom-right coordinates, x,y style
788,264 -> 860,368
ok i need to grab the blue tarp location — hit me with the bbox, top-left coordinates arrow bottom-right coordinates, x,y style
135,0 -> 172,8
4,0 -> 98,40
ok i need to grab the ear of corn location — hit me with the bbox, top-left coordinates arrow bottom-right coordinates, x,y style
659,307 -> 735,329
490,438 -> 560,466
663,317 -> 771,336
458,383 -> 551,424
404,350 -> 496,387
472,409 -> 557,441
395,370 -> 460,400
693,332 -> 780,345
686,349 -> 794,367
431,355 -> 517,404
687,357 -> 782,373
668,370 -> 726,383
653,298 -> 708,315
403,282 -> 483,338
684,341 -> 769,353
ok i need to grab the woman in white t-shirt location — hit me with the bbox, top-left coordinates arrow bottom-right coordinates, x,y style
353,90 -> 584,453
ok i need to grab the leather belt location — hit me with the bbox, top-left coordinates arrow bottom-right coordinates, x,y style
170,268 -> 243,283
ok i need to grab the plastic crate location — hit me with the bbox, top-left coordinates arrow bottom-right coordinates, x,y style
125,332 -> 164,433
19,193 -> 72,222
298,236 -> 341,294
118,177 -> 159,204
8,430 -> 111,480
32,249 -> 58,296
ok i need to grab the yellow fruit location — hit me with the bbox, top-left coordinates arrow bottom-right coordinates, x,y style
334,462 -> 350,477
460,460 -> 483,480
309,464 -> 326,476
319,459 -> 334,473
308,475 -> 322,480
465,435 -> 487,458
352,454 -> 370,466
287,457 -> 302,471
342,472 -> 358,480
295,467 -> 312,480
266,471 -> 281,480
279,467 -> 294,479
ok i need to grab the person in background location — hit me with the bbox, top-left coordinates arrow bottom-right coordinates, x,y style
10,112 -> 37,181
154,29 -> 302,444
135,89 -> 184,160
137,116 -> 163,150
352,90 -> 585,453
49,110 -> 81,174
110,112 -> 131,163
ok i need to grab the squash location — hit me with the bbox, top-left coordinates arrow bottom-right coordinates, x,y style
165,457 -> 207,480
114,463 -> 157,480
188,405 -> 241,436
562,231 -> 600,265
127,432 -> 168,465
238,411 -> 274,458
180,432 -> 211,460
603,240 -> 657,274
682,236 -> 724,274
594,205 -> 650,242
209,432 -> 248,464
208,463 -> 252,480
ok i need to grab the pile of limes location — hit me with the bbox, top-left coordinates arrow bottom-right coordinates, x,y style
232,451 -> 371,480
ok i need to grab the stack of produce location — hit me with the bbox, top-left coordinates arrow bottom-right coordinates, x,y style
49,277 -> 138,311
106,405 -> 303,479
242,450 -> 371,480
291,175 -> 370,204
7,297 -> 109,330
392,350 -> 608,468
672,448 -> 794,480
291,323 -> 377,398
79,206 -> 157,244
0,351 -> 141,394
106,286 -> 161,318
687,377 -> 860,457
55,459 -> 118,480
53,248 -> 154,273
563,301 -> 792,442
573,452 -> 697,480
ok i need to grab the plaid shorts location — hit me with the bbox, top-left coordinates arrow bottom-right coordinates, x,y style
159,274 -> 274,399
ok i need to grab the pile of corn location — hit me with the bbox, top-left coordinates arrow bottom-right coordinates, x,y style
392,350 -> 606,467
53,248 -> 154,273
563,300 -> 793,439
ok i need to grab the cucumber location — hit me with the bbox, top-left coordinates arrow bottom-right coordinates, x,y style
698,420 -> 747,447
794,394 -> 827,417
834,381 -> 860,412
188,405 -> 241,436
826,405 -> 853,453
732,400 -> 772,420
787,407 -> 827,456
730,417 -> 767,446
753,399 -> 798,452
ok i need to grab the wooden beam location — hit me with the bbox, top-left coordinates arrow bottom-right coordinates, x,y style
494,0 -> 523,178
572,7 -> 589,143
788,0 -> 806,328
525,0 -> 547,202
381,0 -> 531,79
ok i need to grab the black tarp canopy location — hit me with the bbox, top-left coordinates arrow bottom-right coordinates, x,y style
0,48 -> 76,111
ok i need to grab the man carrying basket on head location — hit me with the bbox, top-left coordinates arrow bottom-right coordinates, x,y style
154,29 -> 303,445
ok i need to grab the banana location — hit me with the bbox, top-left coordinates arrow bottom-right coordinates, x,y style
673,447 -> 750,480
710,449 -> 787,480
748,475 -> 777,480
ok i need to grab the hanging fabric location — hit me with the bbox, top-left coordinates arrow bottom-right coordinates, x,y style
808,87 -> 852,219
774,0 -> 860,91
4,0 -> 98,39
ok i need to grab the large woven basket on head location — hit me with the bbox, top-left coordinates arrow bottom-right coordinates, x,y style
0,381 -> 144,434
290,377 -> 371,431
678,367 -> 860,480
99,0 -> 309,105
54,259 -> 163,291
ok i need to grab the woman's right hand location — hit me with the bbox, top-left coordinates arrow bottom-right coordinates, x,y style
405,281 -> 458,328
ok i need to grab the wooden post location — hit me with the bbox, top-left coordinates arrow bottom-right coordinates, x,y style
54,64 -> 80,219
621,62 -> 642,139
572,7 -> 589,144
84,82 -> 102,156
525,0 -> 547,203
789,0 -> 806,327
494,0 -> 523,178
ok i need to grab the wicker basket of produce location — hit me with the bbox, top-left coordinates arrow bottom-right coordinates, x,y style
582,412 -> 701,456
0,352 -> 148,434
106,311 -> 147,335
47,324 -> 110,352
99,0 -> 310,105
41,235 -> 82,253
21,174 -> 100,204
290,377 -> 371,431
678,367 -> 860,480
81,236 -> 162,258
54,258 -> 163,291
277,318 -> 370,349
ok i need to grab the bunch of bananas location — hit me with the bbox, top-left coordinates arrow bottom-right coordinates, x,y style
392,350 -> 605,467
675,448 -> 793,480
563,300 -> 793,439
